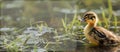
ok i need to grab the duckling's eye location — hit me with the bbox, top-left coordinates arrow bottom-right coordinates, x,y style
90,16 -> 95,20
85,16 -> 88,17
92,16 -> 95,19
85,15 -> 88,17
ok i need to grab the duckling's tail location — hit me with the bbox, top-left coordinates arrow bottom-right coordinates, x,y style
118,36 -> 120,43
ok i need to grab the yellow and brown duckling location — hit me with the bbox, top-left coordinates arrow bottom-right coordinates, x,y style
81,11 -> 120,46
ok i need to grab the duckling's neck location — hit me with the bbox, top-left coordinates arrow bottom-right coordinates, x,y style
84,22 -> 97,34
88,22 -> 97,27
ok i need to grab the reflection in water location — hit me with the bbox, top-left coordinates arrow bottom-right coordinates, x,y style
76,45 -> 120,52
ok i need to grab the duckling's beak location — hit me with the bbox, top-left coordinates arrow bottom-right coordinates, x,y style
78,16 -> 83,21
78,16 -> 85,22
81,18 -> 86,22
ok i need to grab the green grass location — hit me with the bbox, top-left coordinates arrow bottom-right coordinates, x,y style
3,38 -> 21,52
101,8 -> 109,29
1,0 -> 119,52
100,0 -> 118,32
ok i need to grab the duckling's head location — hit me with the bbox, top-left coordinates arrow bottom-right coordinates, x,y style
82,11 -> 98,24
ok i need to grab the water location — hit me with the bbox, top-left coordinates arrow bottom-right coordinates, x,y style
1,0 -> 120,52
76,45 -> 120,52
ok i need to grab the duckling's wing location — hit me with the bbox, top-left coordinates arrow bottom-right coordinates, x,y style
92,28 -> 106,38
89,27 -> 119,45
89,27 -> 106,40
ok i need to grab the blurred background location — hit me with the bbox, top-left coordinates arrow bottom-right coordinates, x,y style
0,0 -> 120,52
1,0 -> 120,28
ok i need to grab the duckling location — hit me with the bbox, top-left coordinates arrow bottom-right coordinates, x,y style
81,11 -> 120,46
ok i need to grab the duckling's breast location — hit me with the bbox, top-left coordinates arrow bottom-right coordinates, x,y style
84,25 -> 99,45
85,33 -> 99,45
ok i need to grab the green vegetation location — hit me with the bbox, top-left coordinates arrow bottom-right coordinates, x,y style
0,0 -> 120,52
